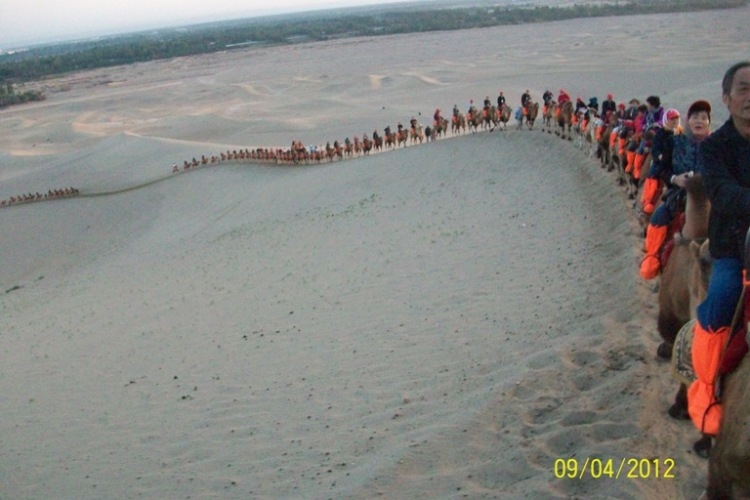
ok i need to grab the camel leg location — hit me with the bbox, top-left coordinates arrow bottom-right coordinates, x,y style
657,312 -> 684,360
695,434 -> 713,459
668,383 -> 690,420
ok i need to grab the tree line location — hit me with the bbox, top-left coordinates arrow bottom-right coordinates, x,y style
0,0 -> 746,86
0,83 -> 45,108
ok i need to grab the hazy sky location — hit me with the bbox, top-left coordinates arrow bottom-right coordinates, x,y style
0,0 -> 407,47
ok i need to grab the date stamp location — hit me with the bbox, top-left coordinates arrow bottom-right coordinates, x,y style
553,457 -> 676,479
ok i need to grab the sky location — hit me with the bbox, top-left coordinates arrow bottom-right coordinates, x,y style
0,0 -> 409,48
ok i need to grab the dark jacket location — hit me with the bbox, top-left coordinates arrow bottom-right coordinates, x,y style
601,99 -> 616,117
648,127 -> 675,180
701,119 -> 750,259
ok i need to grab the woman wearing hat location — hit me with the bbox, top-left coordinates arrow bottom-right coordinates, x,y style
639,108 -> 683,221
640,99 -> 713,280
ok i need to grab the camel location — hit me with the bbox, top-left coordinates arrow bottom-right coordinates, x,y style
658,176 -> 711,461
362,134 -> 373,155
707,349 -> 750,499
658,175 -> 711,360
556,101 -> 574,140
409,124 -> 423,145
496,104 -> 512,131
373,130 -> 383,152
482,105 -> 498,131
581,113 -> 601,158
700,228 -> 750,495
523,101 -> 539,130
452,113 -> 466,135
397,128 -> 409,147
541,101 -> 557,133
434,116 -> 449,138
596,118 -> 618,171
467,110 -> 482,133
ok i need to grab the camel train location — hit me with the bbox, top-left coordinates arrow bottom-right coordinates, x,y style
5,85 -> 750,499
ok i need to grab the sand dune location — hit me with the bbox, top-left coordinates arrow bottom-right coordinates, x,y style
2,6 -> 750,499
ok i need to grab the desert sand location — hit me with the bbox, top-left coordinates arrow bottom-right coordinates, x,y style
2,6 -> 750,499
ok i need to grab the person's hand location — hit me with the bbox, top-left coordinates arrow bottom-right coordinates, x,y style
672,171 -> 693,188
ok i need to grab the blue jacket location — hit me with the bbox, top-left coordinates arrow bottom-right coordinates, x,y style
649,130 -> 702,184
701,119 -> 750,259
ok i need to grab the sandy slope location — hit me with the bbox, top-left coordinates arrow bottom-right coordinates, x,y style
2,6 -> 750,499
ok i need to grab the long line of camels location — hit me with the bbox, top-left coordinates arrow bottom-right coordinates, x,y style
4,87 -> 750,497
1,95 -> 582,209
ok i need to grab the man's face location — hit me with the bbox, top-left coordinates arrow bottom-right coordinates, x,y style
723,66 -> 750,122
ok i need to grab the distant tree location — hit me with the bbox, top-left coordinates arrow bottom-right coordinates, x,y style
0,0 -> 746,83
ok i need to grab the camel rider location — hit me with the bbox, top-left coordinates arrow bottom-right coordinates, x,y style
521,90 -> 531,116
542,90 -> 553,116
484,96 -> 492,108
557,89 -> 571,105
625,98 -> 640,120
640,108 -> 682,218
468,100 -> 477,120
497,91 -> 506,109
588,97 -> 599,114
575,97 -> 588,115
640,100 -> 712,280
453,104 -> 459,117
601,93 -> 617,123
521,90 -> 531,107
687,62 -> 750,439
410,117 -> 418,131
434,108 -> 441,124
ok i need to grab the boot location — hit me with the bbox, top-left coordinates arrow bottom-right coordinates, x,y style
640,223 -> 668,279
688,322 -> 731,436
640,177 -> 661,215
625,150 -> 636,174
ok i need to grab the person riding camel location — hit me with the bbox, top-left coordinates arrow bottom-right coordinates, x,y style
640,108 -> 683,219
434,108 -> 441,124
555,89 -> 571,119
575,97 -> 588,115
497,91 -> 506,109
483,96 -> 491,108
467,100 -> 477,121
601,93 -> 617,123
410,117 -> 418,131
640,100 -> 712,280
625,98 -> 640,120
542,90 -> 553,116
588,96 -> 599,114
687,62 -> 750,440
521,90 -> 531,107
521,90 -> 531,116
